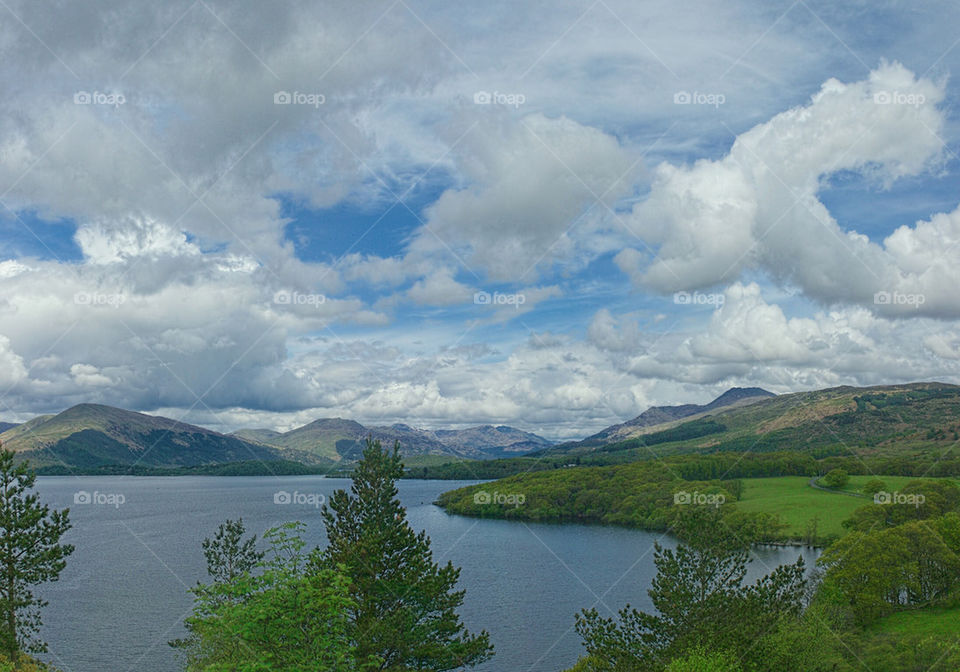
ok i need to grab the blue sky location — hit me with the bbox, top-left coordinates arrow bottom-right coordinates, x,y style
1,0 -> 960,439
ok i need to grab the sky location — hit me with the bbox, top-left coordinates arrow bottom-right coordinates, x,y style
1,0 -> 960,441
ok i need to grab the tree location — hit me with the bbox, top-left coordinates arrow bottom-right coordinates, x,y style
0,445 -> 73,662
820,516 -> 960,624
861,478 -> 887,497
665,647 -> 742,672
201,519 -> 263,585
821,469 -> 849,489
575,506 -> 806,671
319,439 -> 493,671
179,522 -> 359,672
172,519 -> 265,658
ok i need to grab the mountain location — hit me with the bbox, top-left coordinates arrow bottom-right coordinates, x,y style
232,419 -> 553,461
542,382 -> 960,460
0,422 -> 19,434
0,402 -> 553,471
554,387 -> 776,452
432,425 -> 553,458
0,404 -> 286,468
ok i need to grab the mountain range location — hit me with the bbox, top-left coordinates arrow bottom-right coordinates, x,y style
537,381 -> 960,459
5,382 -> 959,472
0,404 -> 551,469
231,418 -> 552,462
560,386 -> 776,450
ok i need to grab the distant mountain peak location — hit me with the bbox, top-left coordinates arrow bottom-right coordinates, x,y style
709,387 -> 775,405
568,386 -> 777,449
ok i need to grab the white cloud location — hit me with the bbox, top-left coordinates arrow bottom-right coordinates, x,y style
411,113 -> 636,281
617,63 -> 959,317
1,3 -> 960,438
407,268 -> 472,306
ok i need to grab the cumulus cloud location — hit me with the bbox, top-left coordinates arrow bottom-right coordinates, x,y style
407,268 -> 473,306
1,2 -> 960,436
412,113 -> 636,281
617,62 -> 959,317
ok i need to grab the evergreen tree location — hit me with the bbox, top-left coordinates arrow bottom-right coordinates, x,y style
201,518 -> 263,584
575,506 -> 805,671
319,439 -> 493,671
0,445 -> 73,661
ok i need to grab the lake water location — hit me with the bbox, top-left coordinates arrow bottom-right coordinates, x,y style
32,476 -> 819,672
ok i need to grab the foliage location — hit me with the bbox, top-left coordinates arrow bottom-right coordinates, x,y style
820,513 -> 960,625
843,479 -> 960,532
0,654 -> 62,671
0,446 -> 73,661
319,439 -> 493,671
861,478 -> 887,496
665,647 -> 742,672
574,507 -> 806,672
820,468 -> 849,489
201,519 -> 263,584
178,522 -> 360,672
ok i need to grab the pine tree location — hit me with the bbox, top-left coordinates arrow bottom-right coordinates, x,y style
0,444 -> 73,661
319,439 -> 493,671
575,506 -> 806,671
201,518 -> 263,584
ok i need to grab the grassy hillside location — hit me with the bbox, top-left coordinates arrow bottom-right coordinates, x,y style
437,447 -> 960,545
240,418 -> 368,461
1,404 -> 287,468
532,383 -> 960,463
735,477 -> 867,540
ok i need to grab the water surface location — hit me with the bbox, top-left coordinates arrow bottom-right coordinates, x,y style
34,476 -> 818,672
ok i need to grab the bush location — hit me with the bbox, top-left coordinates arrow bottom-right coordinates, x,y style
0,655 -> 61,671
821,469 -> 849,489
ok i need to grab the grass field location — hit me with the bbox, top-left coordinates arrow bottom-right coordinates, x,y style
735,476 -> 868,540
736,475 -> 960,542
873,605 -> 960,638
